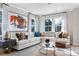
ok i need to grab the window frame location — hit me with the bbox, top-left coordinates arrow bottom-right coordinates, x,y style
45,19 -> 52,32
55,17 -> 62,32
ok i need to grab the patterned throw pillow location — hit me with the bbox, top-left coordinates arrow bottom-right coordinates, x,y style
20,33 -> 24,39
59,32 -> 63,38
16,33 -> 22,40
62,32 -> 68,38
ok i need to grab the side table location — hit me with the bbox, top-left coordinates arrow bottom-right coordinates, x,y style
0,39 -> 16,54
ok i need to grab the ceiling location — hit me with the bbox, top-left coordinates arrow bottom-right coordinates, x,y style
8,3 -> 79,15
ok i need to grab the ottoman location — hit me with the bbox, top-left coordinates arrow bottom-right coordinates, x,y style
55,42 -> 65,48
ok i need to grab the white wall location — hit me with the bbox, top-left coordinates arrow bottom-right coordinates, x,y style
67,8 -> 79,45
28,13 -> 39,38
39,16 -> 45,32
1,3 -> 79,44
8,5 -> 40,39
66,11 -> 73,44
0,4 -> 29,39
72,8 -> 79,45
8,5 -> 28,16
0,4 -> 2,8
28,13 -> 39,32
40,9 -> 79,45
73,8 -> 79,45
0,4 -> 9,39
1,4 -> 40,39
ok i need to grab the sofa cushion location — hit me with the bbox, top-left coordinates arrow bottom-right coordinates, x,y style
30,38 -> 35,41
56,38 -> 68,43
17,40 -> 30,45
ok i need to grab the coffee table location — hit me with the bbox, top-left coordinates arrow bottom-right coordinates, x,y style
39,42 -> 56,56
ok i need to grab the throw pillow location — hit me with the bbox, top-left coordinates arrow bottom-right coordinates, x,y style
59,32 -> 63,38
25,35 -> 28,39
16,33 -> 21,40
62,32 -> 68,38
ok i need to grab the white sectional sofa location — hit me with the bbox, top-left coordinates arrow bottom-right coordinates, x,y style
14,38 -> 40,50
9,31 -> 41,50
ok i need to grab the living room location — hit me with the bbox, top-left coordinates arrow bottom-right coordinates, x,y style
0,3 -> 79,56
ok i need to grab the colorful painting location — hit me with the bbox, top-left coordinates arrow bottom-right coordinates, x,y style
9,12 -> 28,31
10,15 -> 27,29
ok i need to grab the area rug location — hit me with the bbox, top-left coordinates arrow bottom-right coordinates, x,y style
33,49 -> 78,56
64,49 -> 78,56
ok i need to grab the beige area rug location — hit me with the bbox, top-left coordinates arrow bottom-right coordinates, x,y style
33,50 -> 64,56
33,48 -> 78,56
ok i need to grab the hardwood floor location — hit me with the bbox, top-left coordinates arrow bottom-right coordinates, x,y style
0,44 -> 79,56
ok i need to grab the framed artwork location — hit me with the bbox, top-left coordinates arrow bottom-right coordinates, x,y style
8,12 -> 28,31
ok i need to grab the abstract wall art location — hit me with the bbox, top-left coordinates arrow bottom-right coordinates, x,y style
9,12 -> 28,31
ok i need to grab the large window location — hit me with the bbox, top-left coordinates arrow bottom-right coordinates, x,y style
55,17 -> 62,32
31,19 -> 35,32
45,19 -> 52,31
0,11 -> 2,35
45,16 -> 66,32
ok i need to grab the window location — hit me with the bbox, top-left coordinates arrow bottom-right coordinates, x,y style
55,17 -> 62,32
45,19 -> 52,31
0,11 -> 2,35
44,16 -> 66,32
31,19 -> 35,32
